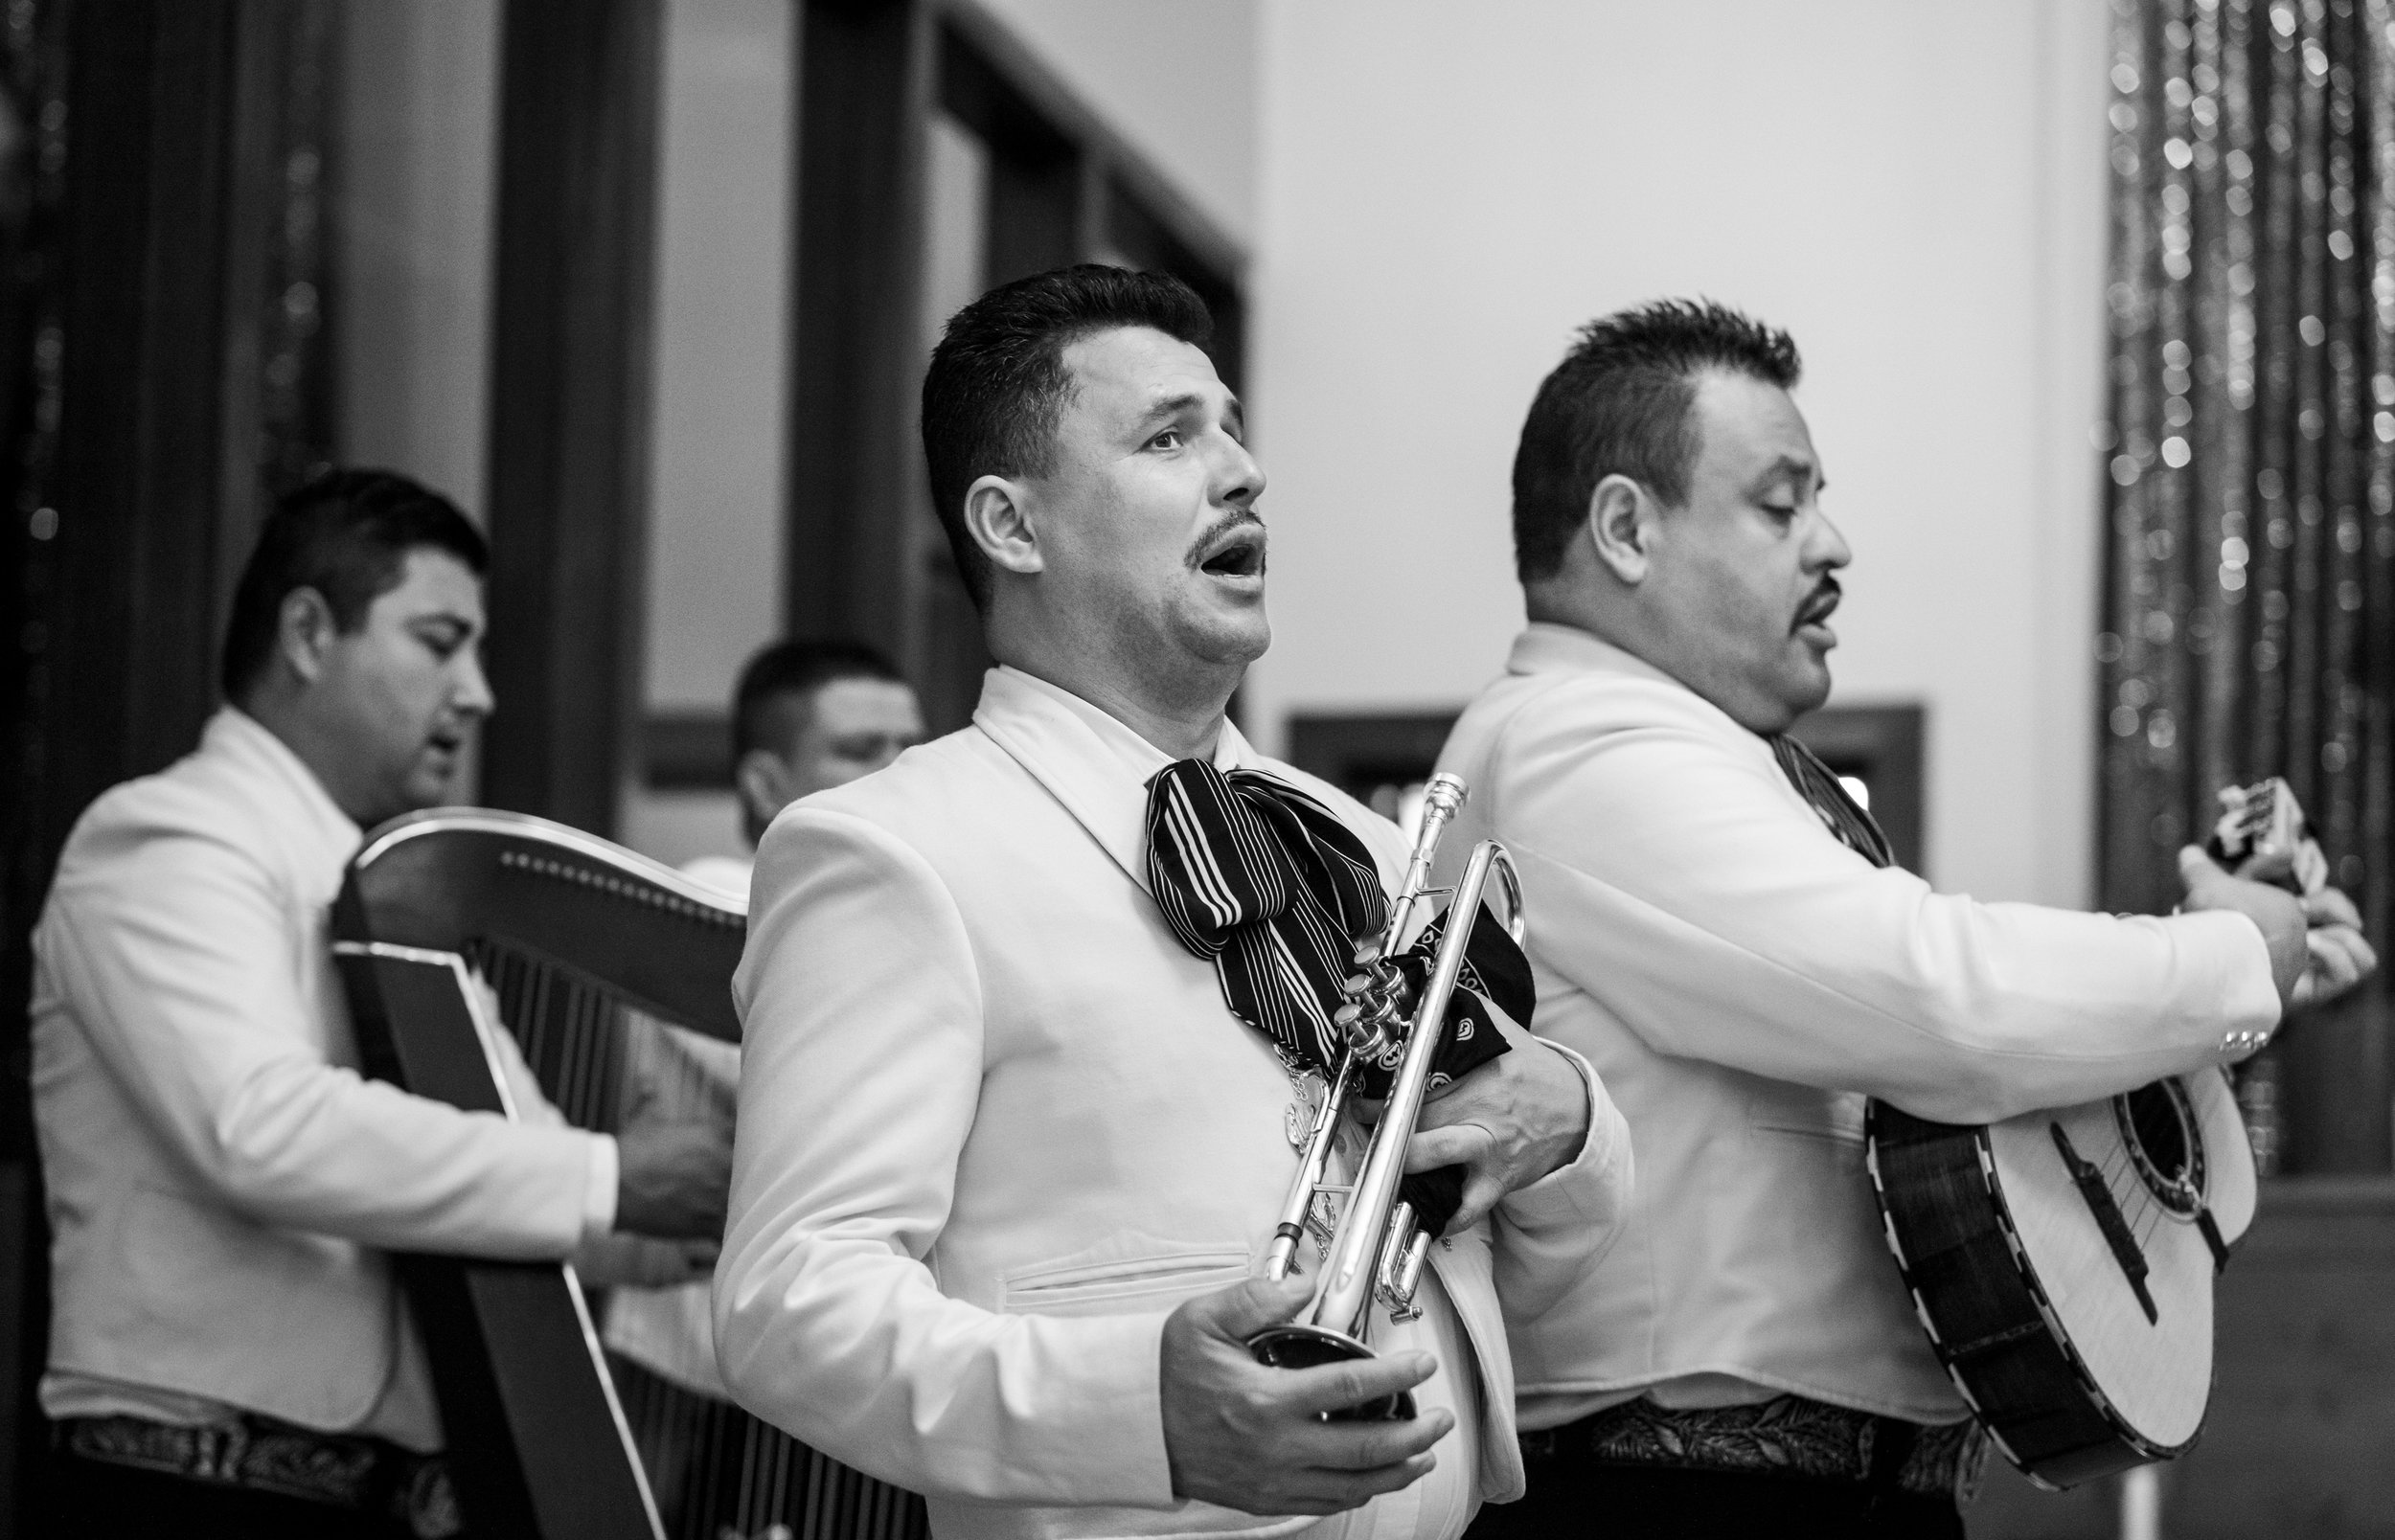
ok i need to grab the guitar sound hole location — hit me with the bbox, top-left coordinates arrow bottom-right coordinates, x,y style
2113,1079 -> 2206,1217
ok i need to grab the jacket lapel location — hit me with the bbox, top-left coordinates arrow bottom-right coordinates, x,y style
970,667 -> 1254,899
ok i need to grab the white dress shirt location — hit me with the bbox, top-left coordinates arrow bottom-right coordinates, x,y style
1436,625 -> 2282,1428
33,707 -> 616,1450
717,667 -> 1631,1540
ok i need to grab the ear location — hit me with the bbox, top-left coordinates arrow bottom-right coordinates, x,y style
1584,474 -> 1658,585
736,749 -> 796,831
275,586 -> 341,685
963,475 -> 1043,578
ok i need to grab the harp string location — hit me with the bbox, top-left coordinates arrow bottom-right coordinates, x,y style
464,939 -> 929,1540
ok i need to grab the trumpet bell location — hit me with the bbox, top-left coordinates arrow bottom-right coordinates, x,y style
1246,1323 -> 1418,1422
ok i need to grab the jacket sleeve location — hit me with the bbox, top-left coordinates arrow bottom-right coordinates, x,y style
713,807 -> 1176,1506
37,818 -> 599,1258
1485,686 -> 2282,1124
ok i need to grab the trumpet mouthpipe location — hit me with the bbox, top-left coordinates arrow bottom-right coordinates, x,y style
1263,1056 -> 1354,1281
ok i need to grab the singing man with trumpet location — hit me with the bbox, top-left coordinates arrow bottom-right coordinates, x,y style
715,265 -> 1631,1538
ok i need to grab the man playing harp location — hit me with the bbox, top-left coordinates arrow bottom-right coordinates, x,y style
717,265 -> 1634,1537
33,473 -> 733,1539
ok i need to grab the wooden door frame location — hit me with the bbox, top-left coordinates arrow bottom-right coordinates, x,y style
478,0 -> 663,840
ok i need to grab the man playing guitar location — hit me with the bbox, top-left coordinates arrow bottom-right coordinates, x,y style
1438,299 -> 2374,1538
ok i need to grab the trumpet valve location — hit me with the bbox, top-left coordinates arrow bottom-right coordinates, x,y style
1376,1202 -> 1430,1322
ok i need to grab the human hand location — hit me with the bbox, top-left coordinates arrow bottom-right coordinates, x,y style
2178,846 -> 2311,1008
572,1233 -> 719,1289
2292,882 -> 2377,1008
613,1100 -> 731,1240
1401,1011 -> 1588,1234
1158,1274 -> 1449,1515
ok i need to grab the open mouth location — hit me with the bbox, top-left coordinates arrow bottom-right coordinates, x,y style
1195,521 -> 1267,580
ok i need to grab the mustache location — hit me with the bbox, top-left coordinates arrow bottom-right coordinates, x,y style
1797,577 -> 1842,623
1186,510 -> 1266,565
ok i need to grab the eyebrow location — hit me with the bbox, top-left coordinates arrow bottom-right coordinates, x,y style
1137,391 -> 1244,440
406,609 -> 481,634
1751,455 -> 1824,493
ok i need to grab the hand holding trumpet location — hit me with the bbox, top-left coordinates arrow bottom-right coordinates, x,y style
1159,1276 -> 1450,1515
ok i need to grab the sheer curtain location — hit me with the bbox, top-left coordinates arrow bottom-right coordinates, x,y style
2099,0 -> 2393,1172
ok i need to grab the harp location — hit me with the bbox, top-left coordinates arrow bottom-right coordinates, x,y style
331,807 -> 929,1540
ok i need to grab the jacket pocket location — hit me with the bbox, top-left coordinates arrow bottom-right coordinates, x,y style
999,1244 -> 1250,1319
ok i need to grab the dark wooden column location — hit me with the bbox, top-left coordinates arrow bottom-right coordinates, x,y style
785,0 -> 928,665
479,0 -> 661,838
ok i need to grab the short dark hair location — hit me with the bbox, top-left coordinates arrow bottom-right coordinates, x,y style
220,468 -> 488,701
921,264 -> 1215,610
1512,299 -> 1801,583
732,638 -> 905,761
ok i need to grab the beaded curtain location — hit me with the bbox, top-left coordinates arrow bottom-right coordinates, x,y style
2100,0 -> 2394,1171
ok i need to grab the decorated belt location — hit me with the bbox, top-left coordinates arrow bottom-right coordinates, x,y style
58,1414 -> 462,1538
1519,1395 -> 1989,1504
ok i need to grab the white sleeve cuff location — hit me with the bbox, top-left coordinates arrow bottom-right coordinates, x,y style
583,1133 -> 620,1239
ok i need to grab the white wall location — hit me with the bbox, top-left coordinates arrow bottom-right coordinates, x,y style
623,0 -> 795,867
1246,0 -> 2111,906
643,0 -> 791,715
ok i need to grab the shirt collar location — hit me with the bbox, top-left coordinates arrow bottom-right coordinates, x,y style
1506,622 -> 1689,691
202,706 -> 365,864
972,665 -> 1252,895
1507,622 -> 1795,766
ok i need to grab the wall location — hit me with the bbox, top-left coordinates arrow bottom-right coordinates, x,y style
621,0 -> 793,867
1246,0 -> 2112,907
333,0 -> 500,519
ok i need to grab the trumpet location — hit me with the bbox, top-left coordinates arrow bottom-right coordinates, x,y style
1249,772 -> 1524,1420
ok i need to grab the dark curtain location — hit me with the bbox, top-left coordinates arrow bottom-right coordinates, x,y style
2099,0 -> 2394,1173
1,3 -> 341,1523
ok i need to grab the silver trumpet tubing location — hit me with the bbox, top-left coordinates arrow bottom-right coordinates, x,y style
1249,772 -> 1525,1420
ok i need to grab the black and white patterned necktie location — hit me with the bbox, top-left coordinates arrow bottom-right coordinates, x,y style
1143,759 -> 1531,1087
1143,759 -> 1534,1235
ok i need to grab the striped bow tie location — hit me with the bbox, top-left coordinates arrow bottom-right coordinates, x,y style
1143,759 -> 1524,1097
1771,735 -> 1894,870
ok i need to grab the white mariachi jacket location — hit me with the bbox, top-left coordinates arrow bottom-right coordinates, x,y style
31,708 -> 604,1449
717,666 -> 1633,1540
1433,623 -> 2283,1428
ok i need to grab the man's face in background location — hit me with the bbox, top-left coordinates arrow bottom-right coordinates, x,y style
736,675 -> 924,842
